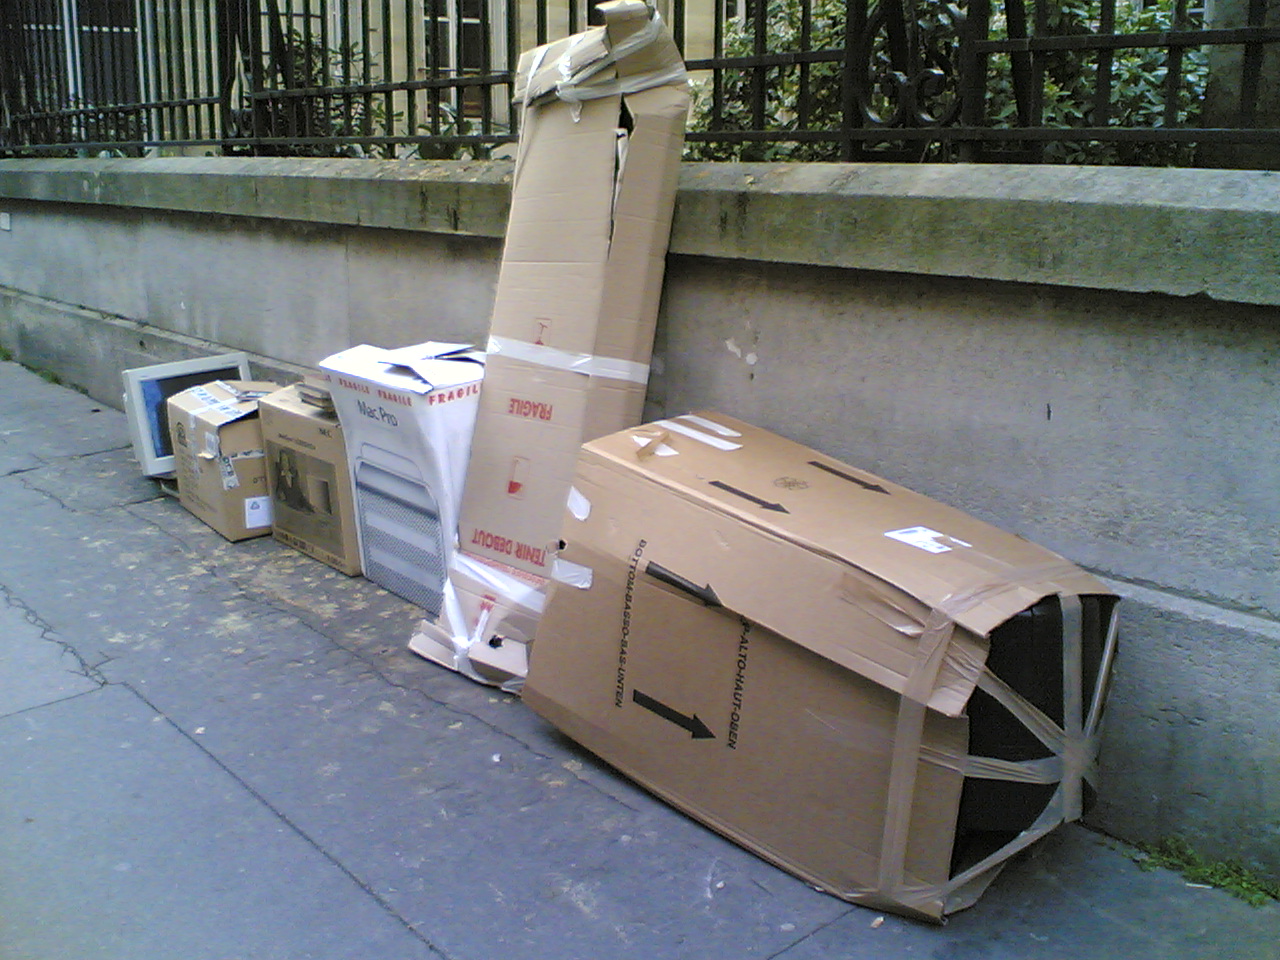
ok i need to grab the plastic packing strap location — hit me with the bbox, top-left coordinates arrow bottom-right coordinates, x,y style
874,560 -> 1092,911
486,336 -> 650,384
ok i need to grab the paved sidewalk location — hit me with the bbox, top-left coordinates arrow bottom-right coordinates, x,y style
0,360 -> 1275,960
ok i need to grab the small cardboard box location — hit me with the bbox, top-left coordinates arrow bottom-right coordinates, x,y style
456,0 -> 689,578
319,342 -> 484,614
258,382 -> 361,576
524,412 -> 1120,922
167,380 -> 280,541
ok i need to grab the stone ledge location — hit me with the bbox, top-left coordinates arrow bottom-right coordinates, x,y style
0,157 -> 1278,306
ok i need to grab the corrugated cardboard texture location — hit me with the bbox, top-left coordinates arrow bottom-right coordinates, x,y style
525,412 -> 1117,921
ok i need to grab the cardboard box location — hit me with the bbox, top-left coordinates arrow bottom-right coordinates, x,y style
167,380 -> 281,541
319,342 -> 484,614
456,0 -> 689,578
258,382 -> 361,576
524,412 -> 1120,922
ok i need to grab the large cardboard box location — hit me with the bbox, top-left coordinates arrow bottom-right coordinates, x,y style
167,380 -> 280,541
456,0 -> 689,578
259,382 -> 361,576
524,412 -> 1120,922
319,343 -> 484,614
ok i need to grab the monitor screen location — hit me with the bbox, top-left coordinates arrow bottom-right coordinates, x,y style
122,352 -> 252,476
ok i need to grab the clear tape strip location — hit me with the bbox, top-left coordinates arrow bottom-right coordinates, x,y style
1086,603 -> 1121,738
487,336 -> 650,384
975,669 -> 1066,757
553,13 -> 682,104
557,62 -> 690,104
875,561 -> 1097,909
1060,595 -> 1085,820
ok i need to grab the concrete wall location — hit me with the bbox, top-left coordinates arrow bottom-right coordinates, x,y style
1,157 -> 1277,881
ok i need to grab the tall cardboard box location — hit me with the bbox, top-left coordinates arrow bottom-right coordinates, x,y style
456,0 -> 689,578
319,343 -> 484,614
524,413 -> 1120,922
259,382 -> 361,576
167,380 -> 280,541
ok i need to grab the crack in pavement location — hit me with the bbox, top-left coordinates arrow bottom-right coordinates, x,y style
1,582 -> 108,687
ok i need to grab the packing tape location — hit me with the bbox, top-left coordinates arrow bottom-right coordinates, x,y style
552,12 -> 675,103
515,9 -> 686,111
567,486 -> 592,521
650,419 -> 742,451
487,336 -> 650,384
555,62 -> 690,106
675,414 -> 742,438
874,561 -> 1109,911
551,557 -> 594,589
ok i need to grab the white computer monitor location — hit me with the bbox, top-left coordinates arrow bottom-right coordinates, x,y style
122,352 -> 252,477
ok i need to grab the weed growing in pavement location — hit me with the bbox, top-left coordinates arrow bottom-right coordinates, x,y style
1133,836 -> 1280,907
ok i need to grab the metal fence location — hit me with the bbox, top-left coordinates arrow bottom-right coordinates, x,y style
2,0 -> 1277,165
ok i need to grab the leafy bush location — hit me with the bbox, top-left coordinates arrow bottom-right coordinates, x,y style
686,0 -> 1209,165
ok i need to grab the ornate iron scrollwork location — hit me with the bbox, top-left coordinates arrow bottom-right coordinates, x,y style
855,0 -> 966,130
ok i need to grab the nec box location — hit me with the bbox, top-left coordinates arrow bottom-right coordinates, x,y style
456,0 -> 689,578
167,380 -> 281,541
258,382 -> 361,576
524,413 -> 1120,923
319,343 -> 484,615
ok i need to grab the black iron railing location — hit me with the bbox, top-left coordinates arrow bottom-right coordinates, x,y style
1,0 -> 1277,166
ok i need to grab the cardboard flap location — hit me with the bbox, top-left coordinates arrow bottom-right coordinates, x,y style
382,342 -> 485,387
319,342 -> 485,394
169,380 -> 276,428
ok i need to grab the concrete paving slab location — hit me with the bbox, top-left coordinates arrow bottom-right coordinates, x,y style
0,594 -> 101,717
0,684 -> 443,960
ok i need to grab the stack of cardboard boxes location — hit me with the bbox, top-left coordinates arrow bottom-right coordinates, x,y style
144,0 -> 1122,923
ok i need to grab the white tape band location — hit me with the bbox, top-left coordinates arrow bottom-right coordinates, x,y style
651,419 -> 743,451
487,336 -> 650,384
551,557 -> 594,589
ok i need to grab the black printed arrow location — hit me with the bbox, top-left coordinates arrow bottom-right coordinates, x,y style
632,689 -> 715,739
645,561 -> 722,607
709,480 -> 790,513
807,459 -> 889,494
